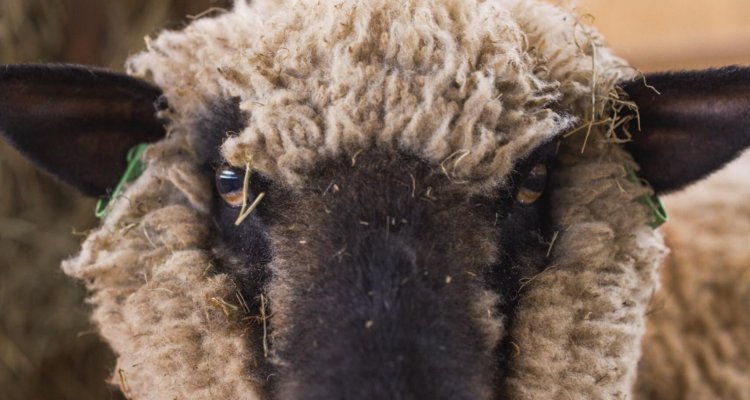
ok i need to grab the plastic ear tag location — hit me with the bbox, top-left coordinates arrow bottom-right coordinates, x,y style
95,143 -> 149,218
626,168 -> 668,228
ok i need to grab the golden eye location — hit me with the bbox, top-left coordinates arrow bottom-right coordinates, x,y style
215,166 -> 247,207
516,163 -> 547,205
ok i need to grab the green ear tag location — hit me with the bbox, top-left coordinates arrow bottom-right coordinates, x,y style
95,143 -> 149,218
626,168 -> 668,229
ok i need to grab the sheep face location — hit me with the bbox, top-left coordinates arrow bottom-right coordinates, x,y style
196,98 -> 559,397
1,0 -> 750,398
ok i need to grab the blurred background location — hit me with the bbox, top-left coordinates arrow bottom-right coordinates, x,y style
580,0 -> 750,71
0,0 -> 747,399
0,1 -> 230,399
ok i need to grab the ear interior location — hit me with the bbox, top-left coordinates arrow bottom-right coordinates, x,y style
0,64 -> 166,197
621,66 -> 750,194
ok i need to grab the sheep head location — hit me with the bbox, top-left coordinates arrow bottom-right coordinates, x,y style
1,0 -> 749,399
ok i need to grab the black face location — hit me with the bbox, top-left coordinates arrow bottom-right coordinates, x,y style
194,98 -> 558,399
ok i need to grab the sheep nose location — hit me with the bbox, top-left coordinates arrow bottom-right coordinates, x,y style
271,231 -> 495,400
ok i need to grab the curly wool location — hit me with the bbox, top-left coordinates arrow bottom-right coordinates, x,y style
128,0 -> 579,192
63,0 -> 667,399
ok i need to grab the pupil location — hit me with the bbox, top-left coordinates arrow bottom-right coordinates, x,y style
521,175 -> 546,192
217,168 -> 244,194
520,164 -> 547,192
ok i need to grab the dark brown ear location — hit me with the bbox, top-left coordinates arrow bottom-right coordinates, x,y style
621,66 -> 750,194
0,64 -> 166,197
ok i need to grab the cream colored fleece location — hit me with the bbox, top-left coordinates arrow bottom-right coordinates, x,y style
63,137 -> 261,399
128,0 -> 582,193
63,0 -> 669,398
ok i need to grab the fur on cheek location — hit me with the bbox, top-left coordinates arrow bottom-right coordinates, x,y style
62,136 -> 262,400
504,132 -> 667,399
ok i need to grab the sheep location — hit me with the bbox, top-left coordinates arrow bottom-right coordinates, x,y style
0,0 -> 748,398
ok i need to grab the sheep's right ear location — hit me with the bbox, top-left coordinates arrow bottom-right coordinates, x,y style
621,66 -> 750,194
0,64 -> 166,197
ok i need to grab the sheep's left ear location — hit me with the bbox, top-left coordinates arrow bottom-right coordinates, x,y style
621,66 -> 750,194
0,64 -> 166,197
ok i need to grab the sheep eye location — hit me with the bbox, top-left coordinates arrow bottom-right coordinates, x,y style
516,163 -> 547,205
215,166 -> 247,207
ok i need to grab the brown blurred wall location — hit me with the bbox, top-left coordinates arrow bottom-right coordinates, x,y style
0,2 -> 229,400
578,0 -> 750,71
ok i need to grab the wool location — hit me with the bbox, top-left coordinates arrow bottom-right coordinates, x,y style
505,132 -> 667,399
62,136 -> 262,399
64,0 -> 670,398
128,0 -> 577,193
500,3 -> 666,397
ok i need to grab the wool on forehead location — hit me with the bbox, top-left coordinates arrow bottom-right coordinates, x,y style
127,0 -> 627,191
